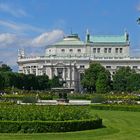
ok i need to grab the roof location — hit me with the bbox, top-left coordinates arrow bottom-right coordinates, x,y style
89,34 -> 128,43
52,34 -> 84,46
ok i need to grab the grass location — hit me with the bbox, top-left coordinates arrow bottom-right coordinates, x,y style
0,109 -> 140,140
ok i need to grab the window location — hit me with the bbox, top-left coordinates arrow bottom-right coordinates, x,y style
77,49 -> 81,52
57,68 -> 63,78
93,48 -> 96,53
97,48 -> 100,53
108,48 -> 111,53
69,49 -> 73,52
115,48 -> 118,53
27,69 -> 30,74
32,69 -> 36,75
120,48 -> 123,53
106,66 -> 111,69
133,66 -> 138,69
80,65 -> 85,69
61,49 -> 65,52
104,48 -> 107,53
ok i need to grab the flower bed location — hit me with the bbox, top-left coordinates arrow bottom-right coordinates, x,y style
0,105 -> 102,132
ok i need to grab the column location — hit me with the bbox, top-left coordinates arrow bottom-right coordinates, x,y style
29,67 -> 31,74
36,66 -> 38,76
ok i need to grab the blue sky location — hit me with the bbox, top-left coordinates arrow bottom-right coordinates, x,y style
0,0 -> 140,71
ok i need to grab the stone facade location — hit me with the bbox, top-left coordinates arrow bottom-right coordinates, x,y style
17,32 -> 140,92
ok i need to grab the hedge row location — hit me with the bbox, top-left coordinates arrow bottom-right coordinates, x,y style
90,104 -> 140,112
0,119 -> 102,133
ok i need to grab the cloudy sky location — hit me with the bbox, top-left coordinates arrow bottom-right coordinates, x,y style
0,0 -> 140,71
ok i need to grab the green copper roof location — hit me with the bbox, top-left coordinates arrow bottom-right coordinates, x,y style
53,34 -> 84,46
90,35 -> 128,43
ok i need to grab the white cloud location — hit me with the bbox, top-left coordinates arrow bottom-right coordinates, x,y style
31,29 -> 64,47
0,29 -> 64,68
0,33 -> 18,48
0,33 -> 16,44
0,20 -> 44,33
0,3 -> 27,17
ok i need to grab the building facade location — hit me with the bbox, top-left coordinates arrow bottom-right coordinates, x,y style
17,32 -> 140,92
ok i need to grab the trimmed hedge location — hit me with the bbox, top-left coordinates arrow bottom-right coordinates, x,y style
90,104 -> 140,112
0,119 -> 102,133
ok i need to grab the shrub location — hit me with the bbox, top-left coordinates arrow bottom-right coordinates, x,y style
0,119 -> 102,133
90,104 -> 140,112
91,95 -> 106,103
22,96 -> 37,103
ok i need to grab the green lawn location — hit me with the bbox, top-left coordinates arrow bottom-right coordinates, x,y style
0,109 -> 140,140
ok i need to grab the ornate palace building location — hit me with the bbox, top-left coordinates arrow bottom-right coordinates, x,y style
17,31 -> 140,92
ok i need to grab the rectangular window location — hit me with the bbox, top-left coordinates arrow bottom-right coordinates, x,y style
93,48 -> 96,53
77,49 -> 81,52
108,48 -> 111,53
104,48 -> 107,53
80,65 -> 85,69
97,48 -> 100,53
120,48 -> 123,53
115,48 -> 118,53
61,49 -> 65,52
133,66 -> 138,69
32,69 -> 36,75
106,66 -> 111,69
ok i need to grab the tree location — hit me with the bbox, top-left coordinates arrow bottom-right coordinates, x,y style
81,62 -> 111,93
50,75 -> 61,88
96,72 -> 111,93
2,72 -> 17,88
25,74 -> 38,90
112,66 -> 135,92
0,64 -> 12,72
127,73 -> 140,92
0,72 -> 5,89
36,75 -> 50,90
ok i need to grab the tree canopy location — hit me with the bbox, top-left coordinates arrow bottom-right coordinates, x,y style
81,62 -> 111,93
112,66 -> 136,92
0,64 -> 12,72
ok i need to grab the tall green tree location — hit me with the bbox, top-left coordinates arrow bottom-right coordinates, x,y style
96,72 -> 111,93
2,72 -> 17,88
0,64 -> 12,72
0,72 -> 5,89
36,75 -> 50,90
81,62 -> 111,93
112,66 -> 135,92
127,73 -> 140,92
50,75 -> 61,88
